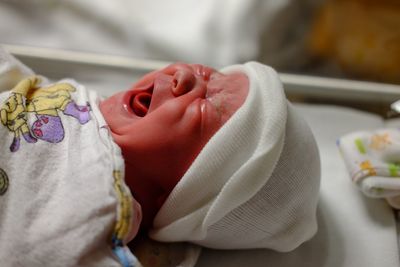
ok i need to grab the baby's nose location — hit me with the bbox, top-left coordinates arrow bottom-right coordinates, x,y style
171,69 -> 196,96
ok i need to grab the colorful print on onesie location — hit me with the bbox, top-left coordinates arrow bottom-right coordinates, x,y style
0,76 -> 91,152
111,170 -> 139,267
0,168 -> 8,196
338,128 -> 400,200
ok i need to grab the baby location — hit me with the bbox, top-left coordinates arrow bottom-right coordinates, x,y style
0,48 -> 320,267
99,63 -> 249,230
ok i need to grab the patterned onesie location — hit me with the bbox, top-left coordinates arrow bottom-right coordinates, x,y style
0,77 -> 141,267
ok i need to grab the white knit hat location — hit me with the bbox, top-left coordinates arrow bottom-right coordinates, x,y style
150,62 -> 320,251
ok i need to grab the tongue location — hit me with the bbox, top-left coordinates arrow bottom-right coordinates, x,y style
132,92 -> 152,117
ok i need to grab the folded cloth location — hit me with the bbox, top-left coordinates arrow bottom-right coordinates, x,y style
150,62 -> 321,251
338,128 -> 400,208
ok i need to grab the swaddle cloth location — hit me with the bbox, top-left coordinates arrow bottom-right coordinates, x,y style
150,62 -> 321,251
0,75 -> 141,266
338,128 -> 400,209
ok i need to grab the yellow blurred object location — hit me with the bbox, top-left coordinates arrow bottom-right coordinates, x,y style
309,0 -> 400,83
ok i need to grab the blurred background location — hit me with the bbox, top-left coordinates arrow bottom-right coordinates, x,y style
0,0 -> 399,92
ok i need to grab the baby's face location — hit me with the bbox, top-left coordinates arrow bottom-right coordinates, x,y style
100,63 -> 248,228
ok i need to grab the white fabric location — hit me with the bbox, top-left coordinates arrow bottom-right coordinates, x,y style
0,76 -> 138,266
195,105 -> 400,267
151,62 -> 321,251
338,128 -> 400,208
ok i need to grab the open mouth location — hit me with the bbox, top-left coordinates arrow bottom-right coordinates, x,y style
130,85 -> 154,117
